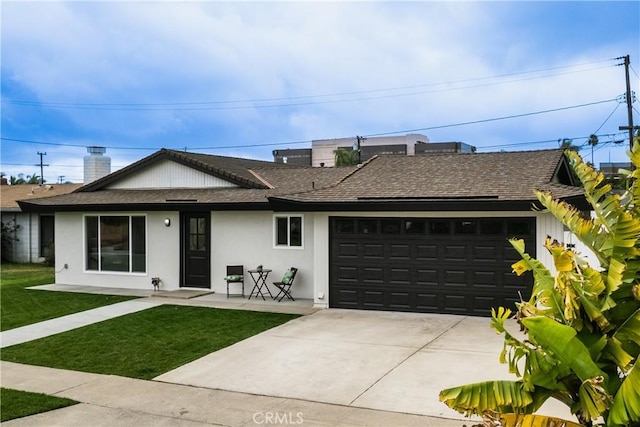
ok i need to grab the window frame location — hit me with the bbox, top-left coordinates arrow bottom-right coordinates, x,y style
83,214 -> 147,274
273,214 -> 304,249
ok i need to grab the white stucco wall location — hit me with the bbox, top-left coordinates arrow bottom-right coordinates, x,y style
210,211 -> 315,299
1,212 -> 43,263
53,208 -> 566,306
55,211 -> 180,290
54,210 -> 316,297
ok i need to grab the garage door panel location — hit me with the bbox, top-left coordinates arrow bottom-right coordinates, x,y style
333,289 -> 358,306
362,291 -> 385,308
336,266 -> 358,282
416,245 -> 438,261
330,217 -> 535,316
389,292 -> 411,310
390,244 -> 411,259
443,245 -> 467,261
416,269 -> 439,287
415,293 -> 439,310
389,268 -> 410,284
473,245 -> 500,261
337,243 -> 359,258
443,270 -> 467,286
363,244 -> 384,258
363,267 -> 384,283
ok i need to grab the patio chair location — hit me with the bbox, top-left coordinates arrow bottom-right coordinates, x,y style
225,265 -> 244,298
273,267 -> 297,302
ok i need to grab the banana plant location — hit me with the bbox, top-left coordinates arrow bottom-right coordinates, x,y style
440,145 -> 640,426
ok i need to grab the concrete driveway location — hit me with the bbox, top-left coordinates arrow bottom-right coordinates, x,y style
155,309 -> 573,422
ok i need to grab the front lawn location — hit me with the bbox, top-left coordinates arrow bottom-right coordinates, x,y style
0,388 -> 78,422
1,263 -> 138,331
1,304 -> 299,379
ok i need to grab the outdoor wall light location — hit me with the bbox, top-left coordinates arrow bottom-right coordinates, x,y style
164,218 -> 171,227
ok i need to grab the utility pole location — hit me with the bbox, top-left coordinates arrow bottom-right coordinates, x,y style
36,152 -> 49,186
354,135 -> 366,164
618,55 -> 638,149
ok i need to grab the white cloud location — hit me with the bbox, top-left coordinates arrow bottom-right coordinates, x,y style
1,1 -> 638,177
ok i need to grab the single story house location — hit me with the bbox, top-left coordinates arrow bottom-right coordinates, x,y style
1,183 -> 83,263
18,148 -> 586,316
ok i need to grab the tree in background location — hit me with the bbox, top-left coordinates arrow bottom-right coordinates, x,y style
1,220 -> 21,263
8,174 -> 43,185
334,148 -> 359,167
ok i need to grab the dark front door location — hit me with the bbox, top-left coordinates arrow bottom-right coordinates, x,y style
181,212 -> 211,288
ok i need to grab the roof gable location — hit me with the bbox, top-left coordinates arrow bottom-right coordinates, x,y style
78,149 -> 295,192
105,159 -> 240,190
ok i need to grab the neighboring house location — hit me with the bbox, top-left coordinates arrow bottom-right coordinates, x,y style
18,148 -> 586,316
1,183 -> 83,262
273,133 -> 476,167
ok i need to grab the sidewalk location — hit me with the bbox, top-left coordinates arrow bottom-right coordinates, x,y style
0,299 -> 163,348
1,361 -> 461,426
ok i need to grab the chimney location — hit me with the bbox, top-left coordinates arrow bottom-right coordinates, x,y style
84,146 -> 111,184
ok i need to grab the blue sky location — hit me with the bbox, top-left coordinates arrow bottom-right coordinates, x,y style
1,1 -> 639,184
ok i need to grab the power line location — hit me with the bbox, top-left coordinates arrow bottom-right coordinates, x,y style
364,98 -> 618,137
2,61 -> 617,111
0,97 -> 621,152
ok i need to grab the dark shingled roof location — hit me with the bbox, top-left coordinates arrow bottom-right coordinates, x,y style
17,148 -> 585,212
270,149 -> 583,204
1,183 -> 83,212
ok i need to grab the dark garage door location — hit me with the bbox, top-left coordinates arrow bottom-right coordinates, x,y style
329,217 -> 535,316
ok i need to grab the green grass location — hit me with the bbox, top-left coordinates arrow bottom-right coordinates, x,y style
1,304 -> 299,379
1,263 -> 138,331
0,388 -> 78,422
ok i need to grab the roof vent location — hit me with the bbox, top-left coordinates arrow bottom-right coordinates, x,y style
84,146 -> 111,184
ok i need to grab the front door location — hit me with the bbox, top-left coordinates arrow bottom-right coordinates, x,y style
181,212 -> 211,288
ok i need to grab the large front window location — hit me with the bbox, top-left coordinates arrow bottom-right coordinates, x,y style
85,215 -> 146,273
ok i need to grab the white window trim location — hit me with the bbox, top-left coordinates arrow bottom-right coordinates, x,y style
273,214 -> 304,249
83,213 -> 148,275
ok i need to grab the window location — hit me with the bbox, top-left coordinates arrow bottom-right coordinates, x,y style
274,215 -> 303,248
39,215 -> 55,257
85,215 -> 146,273
404,219 -> 426,234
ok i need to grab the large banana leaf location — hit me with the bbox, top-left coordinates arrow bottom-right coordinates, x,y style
439,380 -> 550,416
498,413 -> 583,427
520,316 -> 604,382
608,362 -> 640,426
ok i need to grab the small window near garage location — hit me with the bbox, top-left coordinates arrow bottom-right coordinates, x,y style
334,218 -> 355,234
429,220 -> 450,234
508,220 -> 532,236
274,215 -> 303,248
381,219 -> 402,234
404,219 -> 426,234
454,220 -> 477,234
358,219 -> 378,234
480,220 -> 504,234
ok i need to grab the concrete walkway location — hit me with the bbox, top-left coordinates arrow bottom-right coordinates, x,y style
0,285 -> 576,426
0,299 -> 163,348
1,361 -> 460,426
